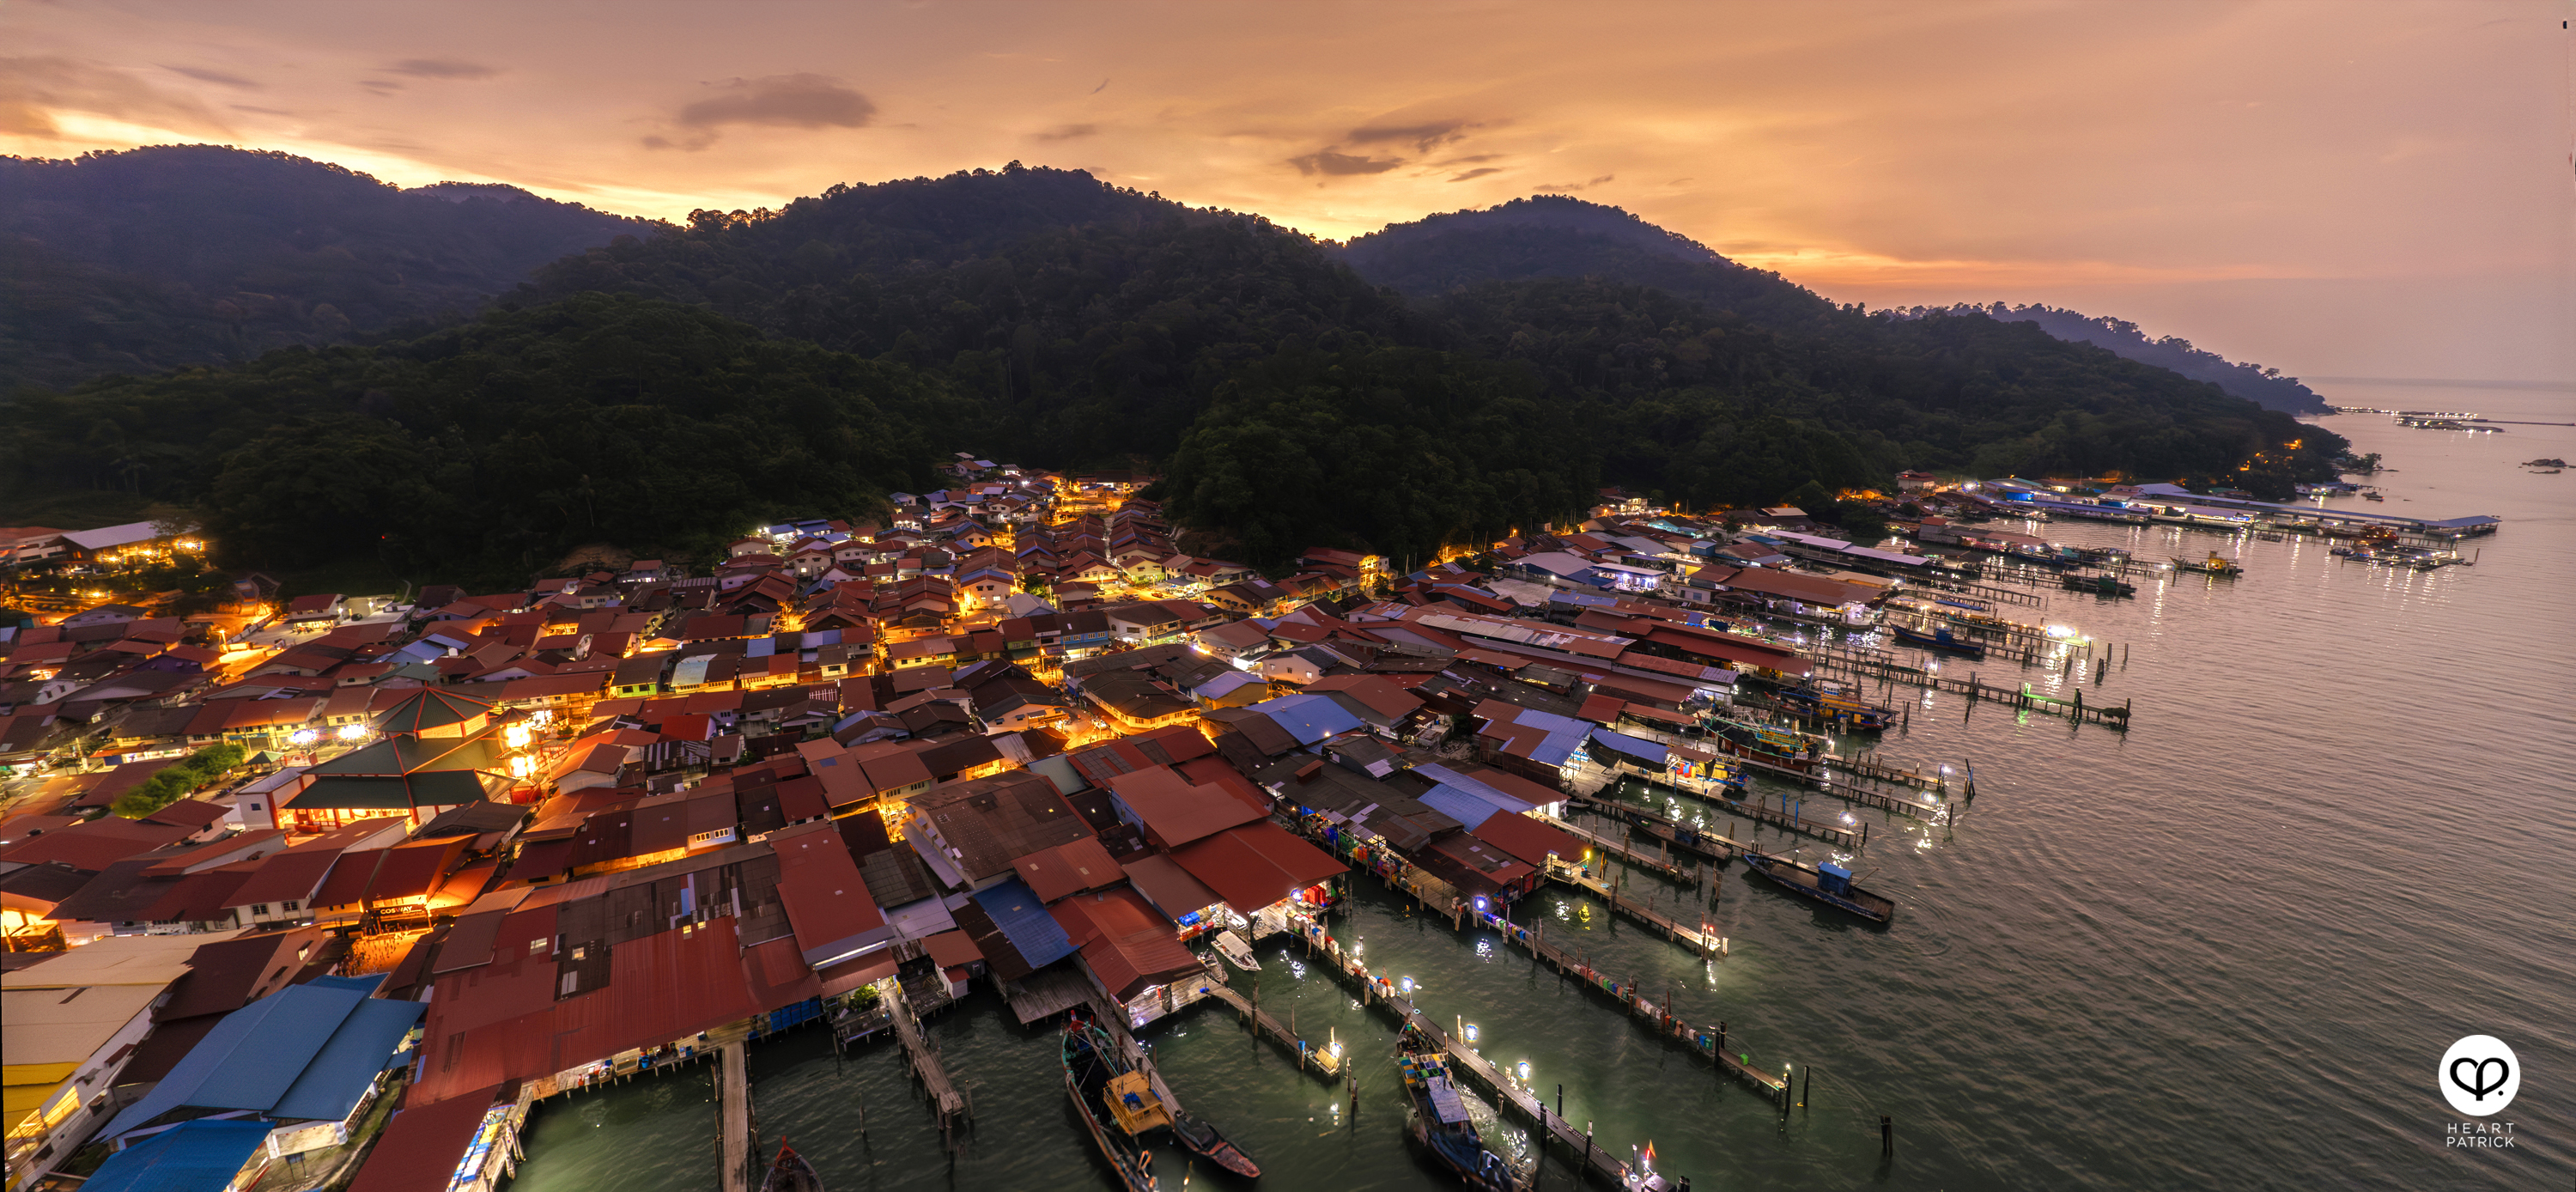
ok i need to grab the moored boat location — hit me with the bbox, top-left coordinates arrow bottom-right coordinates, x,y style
1210,930 -> 1260,972
1170,1110 -> 1261,1179
1064,1019 -> 1159,1192
1741,852 -> 1895,923
2169,552 -> 2244,578
1888,623 -> 1987,659
1396,1029 -> 1528,1191
759,1140 -> 823,1192
2060,573 -> 2136,597
1704,716 -> 1820,772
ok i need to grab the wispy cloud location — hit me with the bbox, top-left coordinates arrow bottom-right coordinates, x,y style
1449,167 -> 1504,182
1033,123 -> 1096,142
1287,149 -> 1404,176
646,73 -> 875,151
386,58 -> 499,80
0,56 -> 234,138
161,64 -> 258,89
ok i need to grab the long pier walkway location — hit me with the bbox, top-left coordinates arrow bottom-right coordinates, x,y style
717,1041 -> 750,1192
1286,909 -> 1789,1188
1810,645 -> 2134,728
1540,862 -> 1724,958
1546,815 -> 1718,884
1605,721 -> 1954,820
887,984 -> 971,1146
1571,781 -> 1862,851
1193,980 -> 1346,1081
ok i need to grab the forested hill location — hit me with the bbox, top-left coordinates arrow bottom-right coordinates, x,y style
1892,303 -> 2329,413
1,145 -> 657,389
1340,196 -> 2325,414
3,162 -> 2346,578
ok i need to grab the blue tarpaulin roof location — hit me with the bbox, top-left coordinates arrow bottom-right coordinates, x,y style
86,1119 -> 273,1192
1417,787 -> 1510,834
1588,728 -> 1670,769
1248,693 -> 1364,745
1411,763 -> 1545,817
971,878 -> 1077,970
100,983 -> 423,1140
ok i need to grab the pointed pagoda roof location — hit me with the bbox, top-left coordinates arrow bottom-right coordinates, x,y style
373,688 -> 495,735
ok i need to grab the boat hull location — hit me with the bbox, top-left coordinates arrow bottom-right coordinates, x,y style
1742,854 -> 1894,923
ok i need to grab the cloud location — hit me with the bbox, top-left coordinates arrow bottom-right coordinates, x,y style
1288,149 -> 1404,176
161,64 -> 258,89
0,55 -> 234,137
1448,167 -> 1504,182
1535,173 -> 1614,193
1033,123 -> 1096,142
1433,154 -> 1501,166
229,104 -> 298,116
1347,119 -> 1475,153
358,79 -> 404,94
386,58 -> 499,80
649,73 -> 875,150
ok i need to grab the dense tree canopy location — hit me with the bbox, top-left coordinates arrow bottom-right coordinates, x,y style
7,295 -> 972,585
4,159 -> 2348,575
1,145 -> 653,389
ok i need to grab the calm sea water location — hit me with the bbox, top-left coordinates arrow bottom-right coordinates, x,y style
508,385 -> 2574,1191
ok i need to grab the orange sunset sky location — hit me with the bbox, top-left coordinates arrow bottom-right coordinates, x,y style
6,0 -> 2568,386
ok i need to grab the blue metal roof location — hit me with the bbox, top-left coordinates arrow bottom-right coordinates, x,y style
1411,764 -> 1544,815
1588,729 -> 1670,768
85,1119 -> 274,1192
1248,693 -> 1364,745
971,879 -> 1076,970
100,982 -> 421,1140
270,998 -> 425,1122
1417,786 -> 1505,833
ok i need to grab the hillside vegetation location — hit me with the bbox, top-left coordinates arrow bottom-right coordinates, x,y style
3,154 -> 2346,574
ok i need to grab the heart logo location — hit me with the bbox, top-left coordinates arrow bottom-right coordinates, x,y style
2438,1036 -> 2519,1116
2450,1056 -> 2510,1101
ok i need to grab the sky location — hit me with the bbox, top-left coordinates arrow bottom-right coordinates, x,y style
5,0 -> 2569,386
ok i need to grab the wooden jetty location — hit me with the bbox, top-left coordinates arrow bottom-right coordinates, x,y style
1194,980 -> 1346,1080
1575,781 -> 1863,851
1546,815 -> 1716,884
1902,570 -> 2046,608
1809,646 -> 2133,729
1604,719 -> 1954,820
1000,967 -> 1096,1025
1286,911 -> 1789,1188
887,982 -> 972,1145
1542,861 -> 1725,957
717,1041 -> 751,1192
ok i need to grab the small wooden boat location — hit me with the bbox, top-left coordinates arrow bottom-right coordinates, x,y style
1397,1029 -> 1528,1191
759,1140 -> 823,1192
2169,552 -> 2243,578
2060,573 -> 2135,598
1888,623 -> 1986,659
1210,930 -> 1260,971
1170,1110 -> 1261,1179
2362,491 -> 2385,502
1704,716 -> 1820,772
1064,1019 -> 1159,1192
1742,852 -> 1894,923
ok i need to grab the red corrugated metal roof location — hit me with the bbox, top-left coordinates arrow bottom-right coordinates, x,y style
1466,811 -> 1587,870
770,823 -> 885,959
1106,765 -> 1261,850
1169,821 -> 1346,916
348,1086 -> 501,1192
1011,836 -> 1122,903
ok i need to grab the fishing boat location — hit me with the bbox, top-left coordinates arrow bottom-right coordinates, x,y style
759,1140 -> 823,1192
1063,1019 -> 1160,1192
1396,1029 -> 1528,1191
2362,490 -> 2385,502
1170,1110 -> 1261,1179
1704,716 -> 1820,772
1888,623 -> 1986,659
1769,680 -> 1897,731
2169,552 -> 2244,578
1210,930 -> 1259,972
1741,852 -> 1895,923
2060,573 -> 2135,598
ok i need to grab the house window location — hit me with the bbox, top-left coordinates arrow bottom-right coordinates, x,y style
283,900 -> 300,910
252,904 -> 270,915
